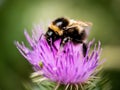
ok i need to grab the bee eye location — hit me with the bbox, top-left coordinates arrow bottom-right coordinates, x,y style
48,31 -> 53,36
47,30 -> 53,36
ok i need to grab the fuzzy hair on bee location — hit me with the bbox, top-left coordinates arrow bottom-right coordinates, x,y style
45,17 -> 92,56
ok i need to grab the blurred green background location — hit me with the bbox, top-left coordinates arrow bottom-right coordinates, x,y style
0,0 -> 120,90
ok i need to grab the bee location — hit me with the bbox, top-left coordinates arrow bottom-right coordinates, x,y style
45,17 -> 92,56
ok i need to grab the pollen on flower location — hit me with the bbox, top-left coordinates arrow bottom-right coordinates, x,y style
39,61 -> 43,68
15,25 -> 104,90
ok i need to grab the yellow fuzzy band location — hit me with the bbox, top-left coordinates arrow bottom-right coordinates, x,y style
49,24 -> 63,35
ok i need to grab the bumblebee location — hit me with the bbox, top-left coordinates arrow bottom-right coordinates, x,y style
45,17 -> 92,56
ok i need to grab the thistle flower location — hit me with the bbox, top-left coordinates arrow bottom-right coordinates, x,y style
15,25 -> 103,90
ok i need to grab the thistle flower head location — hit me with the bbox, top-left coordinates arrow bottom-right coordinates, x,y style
15,25 -> 103,89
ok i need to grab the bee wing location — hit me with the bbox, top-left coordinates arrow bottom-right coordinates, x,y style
84,22 -> 92,36
85,26 -> 92,36
77,21 -> 92,36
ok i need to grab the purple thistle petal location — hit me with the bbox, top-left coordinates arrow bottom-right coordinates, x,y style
15,27 -> 103,85
24,30 -> 35,48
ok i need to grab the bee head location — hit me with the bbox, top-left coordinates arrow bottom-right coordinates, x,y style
53,17 -> 69,29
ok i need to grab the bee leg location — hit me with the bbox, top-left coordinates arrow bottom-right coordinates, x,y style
60,37 -> 70,46
59,37 -> 70,53
73,39 -> 87,57
52,41 -> 58,51
47,38 -> 51,45
46,37 -> 58,51
50,39 -> 58,51
83,43 -> 87,57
